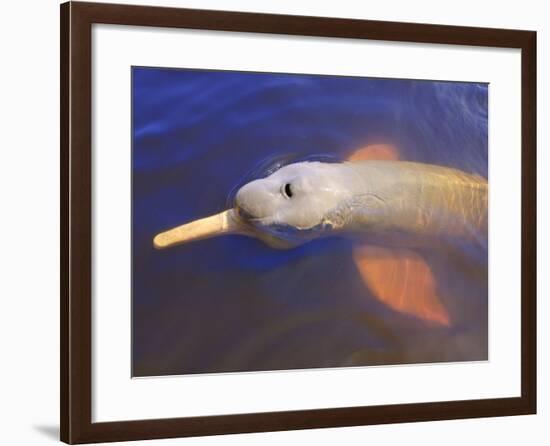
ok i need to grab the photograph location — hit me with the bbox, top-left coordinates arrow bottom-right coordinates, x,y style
132,67 -> 489,377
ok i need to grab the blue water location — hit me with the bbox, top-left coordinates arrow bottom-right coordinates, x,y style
132,67 -> 488,376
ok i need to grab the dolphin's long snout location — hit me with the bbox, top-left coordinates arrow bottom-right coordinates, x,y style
153,209 -> 246,249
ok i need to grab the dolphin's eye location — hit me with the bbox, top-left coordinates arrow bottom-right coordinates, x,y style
282,183 -> 293,199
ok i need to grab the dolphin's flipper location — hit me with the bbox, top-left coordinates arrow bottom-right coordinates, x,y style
352,245 -> 450,326
347,144 -> 399,161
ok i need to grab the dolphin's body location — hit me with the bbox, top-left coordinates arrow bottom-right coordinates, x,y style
154,160 -> 487,250
153,157 -> 487,327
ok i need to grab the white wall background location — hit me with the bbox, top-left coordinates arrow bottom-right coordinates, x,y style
0,0 -> 546,444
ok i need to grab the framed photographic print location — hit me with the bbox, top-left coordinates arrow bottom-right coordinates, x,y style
60,1 -> 537,443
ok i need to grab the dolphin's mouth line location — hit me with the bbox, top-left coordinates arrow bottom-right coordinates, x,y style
234,206 -> 258,223
234,207 -> 286,231
237,208 -> 322,238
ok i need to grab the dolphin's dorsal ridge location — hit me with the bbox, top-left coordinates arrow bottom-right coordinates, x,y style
347,144 -> 400,162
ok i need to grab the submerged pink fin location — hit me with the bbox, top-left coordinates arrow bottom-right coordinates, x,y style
347,144 -> 400,161
353,245 -> 450,326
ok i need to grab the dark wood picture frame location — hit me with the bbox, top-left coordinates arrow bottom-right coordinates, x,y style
60,1 -> 537,443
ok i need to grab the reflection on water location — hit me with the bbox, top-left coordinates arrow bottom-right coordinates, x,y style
132,67 -> 488,377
